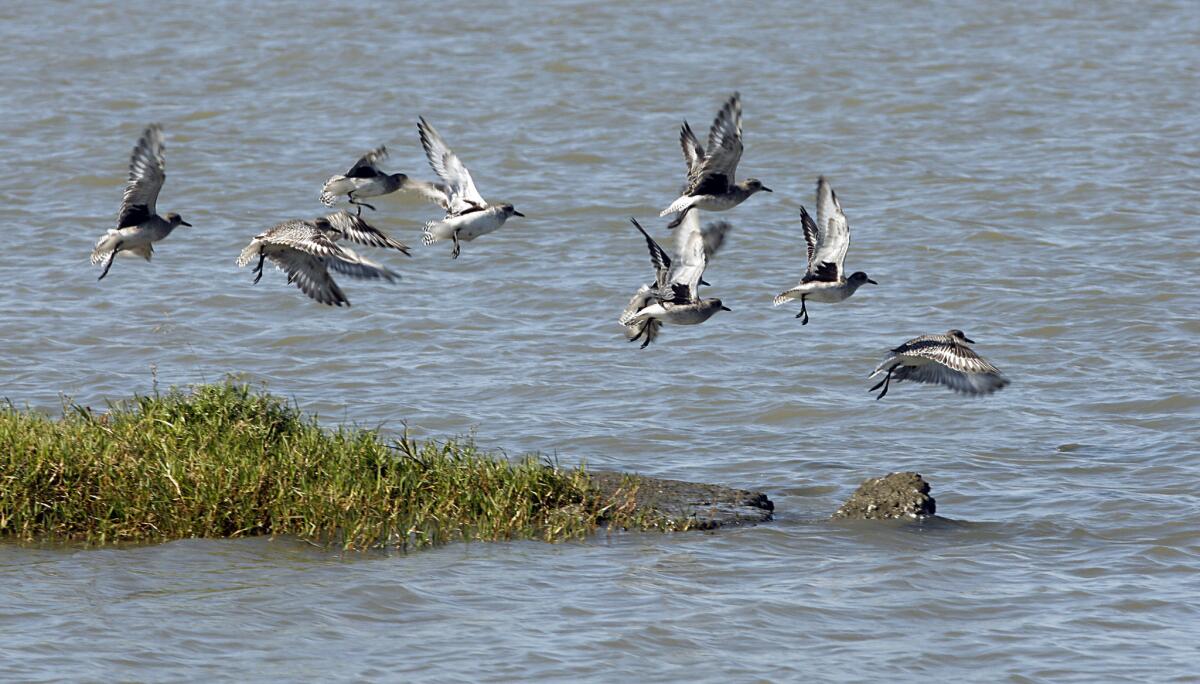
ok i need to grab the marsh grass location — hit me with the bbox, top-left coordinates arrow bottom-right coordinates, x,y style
0,382 -> 683,550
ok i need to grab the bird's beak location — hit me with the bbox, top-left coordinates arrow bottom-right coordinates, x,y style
720,305 -> 732,311
761,186 -> 773,193
512,210 -> 525,217
867,278 -> 878,285
181,221 -> 193,227
962,336 -> 975,344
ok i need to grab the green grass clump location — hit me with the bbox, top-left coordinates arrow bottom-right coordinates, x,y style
0,382 -> 678,549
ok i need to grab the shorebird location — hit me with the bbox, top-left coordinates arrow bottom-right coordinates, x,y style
236,213 -> 405,307
773,177 -> 876,324
619,212 -> 731,348
319,146 -> 446,215
868,330 -> 1009,400
91,124 -> 191,280
415,117 -> 523,258
660,92 -> 770,229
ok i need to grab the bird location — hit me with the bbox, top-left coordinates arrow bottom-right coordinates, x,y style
415,117 -> 524,258
773,177 -> 876,324
91,124 -> 191,280
319,146 -> 446,215
236,214 -> 404,307
659,92 -> 770,230
618,212 -> 731,348
868,330 -> 1009,400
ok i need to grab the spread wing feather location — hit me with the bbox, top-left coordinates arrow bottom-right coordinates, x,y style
418,117 -> 485,215
117,124 -> 166,228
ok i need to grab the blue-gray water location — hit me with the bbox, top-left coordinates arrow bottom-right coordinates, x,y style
1,1 -> 1198,681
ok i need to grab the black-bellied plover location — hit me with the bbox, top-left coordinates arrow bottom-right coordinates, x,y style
91,124 -> 191,280
660,93 -> 770,229
868,329 -> 1009,400
619,213 -> 731,348
319,146 -> 446,215
773,177 -> 876,324
416,117 -> 523,258
236,215 -> 402,307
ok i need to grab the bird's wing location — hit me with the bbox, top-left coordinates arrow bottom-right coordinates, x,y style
344,146 -> 388,179
264,221 -> 349,259
117,124 -> 166,228
265,249 -> 349,307
418,117 -> 485,214
894,361 -> 1010,396
700,220 -> 733,260
668,214 -> 706,302
684,93 -> 743,194
679,121 -> 705,177
804,178 -> 850,282
325,246 -> 402,283
630,218 -> 671,291
404,179 -> 455,211
898,338 -> 1005,377
324,211 -> 411,255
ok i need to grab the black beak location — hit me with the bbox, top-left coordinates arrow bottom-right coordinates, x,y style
866,278 -> 878,285
962,336 -> 975,344
181,221 -> 192,227
761,186 -> 773,193
511,210 -> 525,217
720,305 -> 732,311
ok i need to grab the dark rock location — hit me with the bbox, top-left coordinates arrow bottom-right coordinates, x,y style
587,471 -> 774,529
832,471 -> 936,520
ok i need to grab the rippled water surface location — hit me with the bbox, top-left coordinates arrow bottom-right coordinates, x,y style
2,1 -> 1199,680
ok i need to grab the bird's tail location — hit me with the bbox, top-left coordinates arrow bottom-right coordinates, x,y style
90,229 -> 120,264
868,356 -> 898,378
236,239 -> 262,268
773,289 -> 800,307
421,221 -> 441,246
320,175 -> 346,207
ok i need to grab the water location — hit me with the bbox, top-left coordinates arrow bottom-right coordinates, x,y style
2,0 -> 1199,680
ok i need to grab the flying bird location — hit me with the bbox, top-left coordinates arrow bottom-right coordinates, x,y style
868,329 -> 1009,400
619,212 -> 730,348
236,213 -> 405,307
319,146 -> 446,215
773,177 -> 876,324
91,124 -> 191,280
659,93 -> 770,229
415,117 -> 523,258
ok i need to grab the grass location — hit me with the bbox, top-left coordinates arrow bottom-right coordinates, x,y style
0,382 -> 685,550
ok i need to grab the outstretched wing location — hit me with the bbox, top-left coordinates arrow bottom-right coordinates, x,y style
324,211 -> 411,255
684,93 -> 743,195
667,213 -> 706,302
265,249 -> 349,307
325,246 -> 402,283
264,220 -> 349,259
803,177 -> 850,282
630,218 -> 671,290
418,117 -> 485,215
344,146 -> 388,179
893,363 -> 1009,395
700,220 -> 732,259
898,338 -> 1005,377
117,124 -> 166,228
679,121 -> 704,177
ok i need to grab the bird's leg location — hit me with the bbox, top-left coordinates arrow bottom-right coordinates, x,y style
795,296 -> 809,325
871,364 -> 900,400
451,230 -> 461,259
252,249 -> 265,284
97,242 -> 122,281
